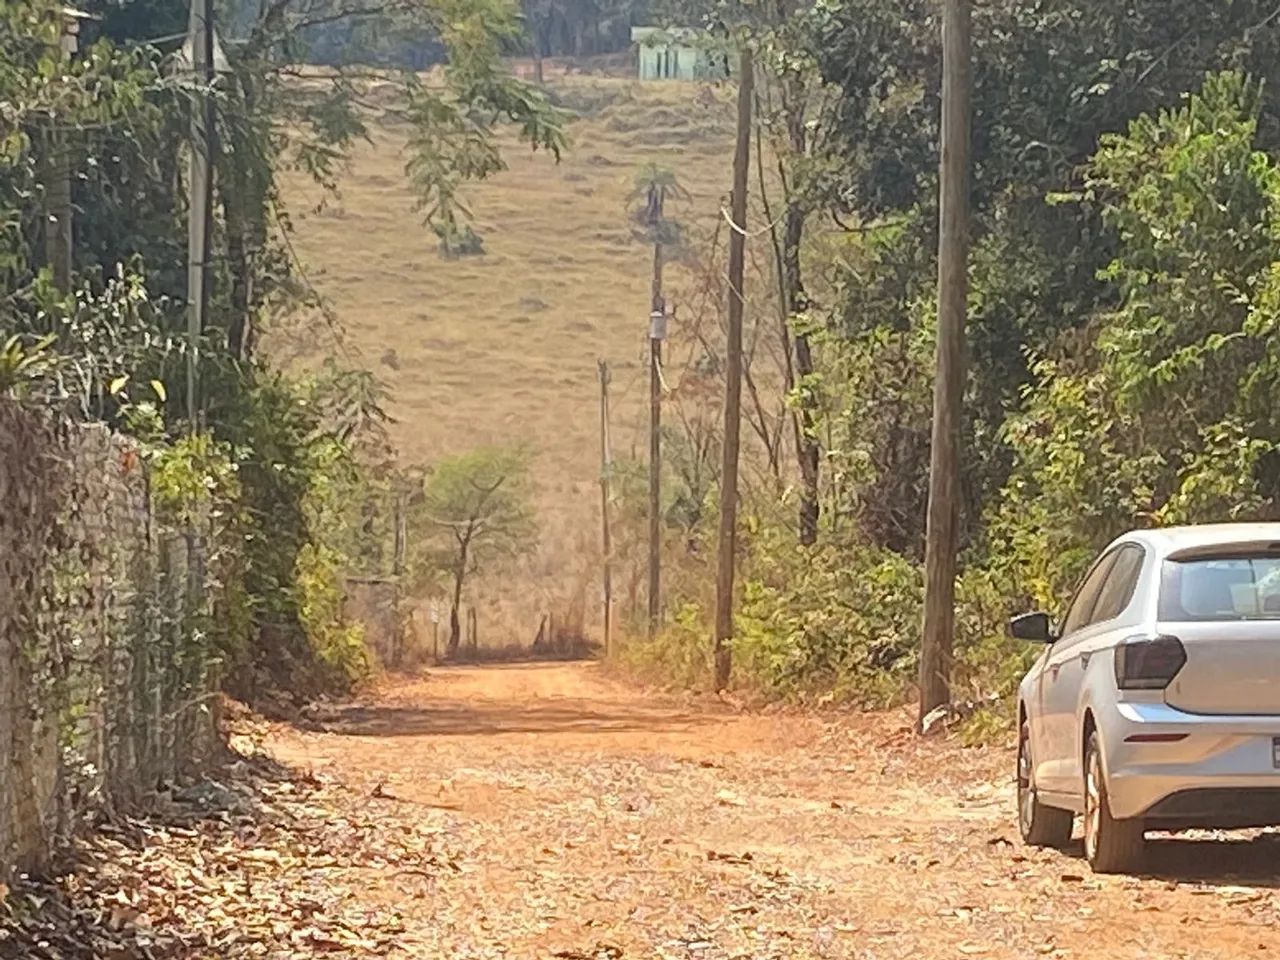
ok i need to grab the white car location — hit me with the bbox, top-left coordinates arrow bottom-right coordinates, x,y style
1014,524 -> 1280,873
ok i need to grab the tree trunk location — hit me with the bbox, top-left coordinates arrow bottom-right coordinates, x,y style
448,546 -> 467,656
224,70 -> 265,362
761,65 -> 821,547
224,71 -> 250,361
775,66 -> 820,547
43,127 -> 72,292
713,48 -> 754,692
919,0 -> 973,729
783,184 -> 820,547
533,21 -> 550,85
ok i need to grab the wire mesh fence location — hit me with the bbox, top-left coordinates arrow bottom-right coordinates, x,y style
341,575 -> 402,667
0,400 -> 219,881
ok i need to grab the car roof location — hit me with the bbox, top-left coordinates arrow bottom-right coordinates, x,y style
1119,523 -> 1280,556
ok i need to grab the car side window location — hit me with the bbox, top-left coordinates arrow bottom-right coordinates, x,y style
1090,545 -> 1145,626
1060,550 -> 1120,637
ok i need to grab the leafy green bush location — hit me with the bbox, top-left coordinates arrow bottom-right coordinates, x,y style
952,563 -> 1035,701
213,370 -> 392,696
435,223 -> 485,257
615,602 -> 714,689
993,71 -> 1280,613
148,432 -> 252,666
294,542 -> 372,691
733,528 -> 922,705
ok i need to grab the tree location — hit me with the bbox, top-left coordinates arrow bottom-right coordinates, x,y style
0,0 -> 570,700
654,0 -> 831,547
713,44 -> 753,691
417,448 -> 536,655
751,0 -> 835,547
521,0 -> 645,71
997,71 -> 1280,606
805,0 -> 1280,560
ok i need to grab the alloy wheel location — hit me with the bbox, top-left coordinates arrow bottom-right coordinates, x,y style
1017,724 -> 1036,834
1084,747 -> 1102,862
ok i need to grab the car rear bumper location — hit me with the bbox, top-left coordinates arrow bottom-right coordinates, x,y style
1102,700 -> 1280,822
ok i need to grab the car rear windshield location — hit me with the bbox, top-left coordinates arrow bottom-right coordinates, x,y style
1160,554 -> 1280,621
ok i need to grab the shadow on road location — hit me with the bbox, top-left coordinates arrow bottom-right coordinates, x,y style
1058,831 -> 1280,887
1139,832 -> 1280,887
301,699 -> 710,738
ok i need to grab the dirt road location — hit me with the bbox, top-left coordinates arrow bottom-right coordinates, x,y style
258,662 -> 1280,959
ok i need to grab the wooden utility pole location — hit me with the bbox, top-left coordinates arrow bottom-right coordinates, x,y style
186,0 -> 215,429
713,46 -> 754,692
598,360 -> 615,655
44,11 -> 84,292
647,185 -> 666,640
918,0 -> 973,729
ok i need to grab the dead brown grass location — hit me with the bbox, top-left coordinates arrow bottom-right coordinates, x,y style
274,67 -> 746,646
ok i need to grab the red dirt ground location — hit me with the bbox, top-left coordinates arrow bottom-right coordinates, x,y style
258,661 -> 1280,959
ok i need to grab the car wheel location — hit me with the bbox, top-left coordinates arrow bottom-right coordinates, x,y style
1083,730 -> 1145,873
1017,717 -> 1073,848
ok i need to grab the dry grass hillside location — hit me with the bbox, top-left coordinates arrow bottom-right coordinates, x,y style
276,65 -> 751,646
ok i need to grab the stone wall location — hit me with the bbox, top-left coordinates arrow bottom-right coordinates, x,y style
0,400 -> 217,879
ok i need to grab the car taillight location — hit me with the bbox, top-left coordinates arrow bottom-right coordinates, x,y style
1114,635 -> 1187,690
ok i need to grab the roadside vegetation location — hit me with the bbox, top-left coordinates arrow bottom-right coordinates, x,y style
8,0 -> 1280,724
268,0 -> 1280,722
610,4 -> 1280,721
0,0 -> 562,702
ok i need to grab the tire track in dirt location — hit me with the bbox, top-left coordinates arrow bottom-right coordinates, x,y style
264,662 -> 1280,959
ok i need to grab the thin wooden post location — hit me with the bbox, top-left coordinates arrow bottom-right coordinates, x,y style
647,187 -> 666,640
918,0 -> 973,729
392,491 -> 405,667
713,45 -> 754,692
598,360 -> 614,655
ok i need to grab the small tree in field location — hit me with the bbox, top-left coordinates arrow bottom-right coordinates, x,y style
418,448 -> 535,655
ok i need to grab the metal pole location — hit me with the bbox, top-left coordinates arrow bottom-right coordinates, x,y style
918,0 -> 973,728
186,0 -> 215,430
